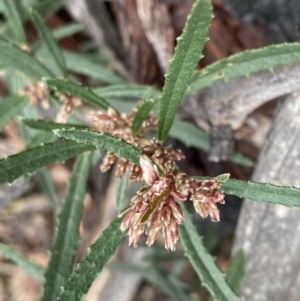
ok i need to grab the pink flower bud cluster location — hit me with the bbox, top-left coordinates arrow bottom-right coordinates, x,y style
120,155 -> 225,251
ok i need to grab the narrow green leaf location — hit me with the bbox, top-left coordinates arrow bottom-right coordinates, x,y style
0,95 -> 29,130
179,205 -> 240,301
44,78 -> 110,109
189,43 -> 300,94
93,84 -> 160,99
221,179 -> 300,208
170,119 -> 253,167
52,23 -> 85,40
37,168 -> 59,209
57,217 -> 124,301
116,171 -> 129,211
132,99 -> 154,134
31,9 -> 67,76
108,263 -> 193,301
158,0 -> 212,141
21,118 -> 86,132
4,0 -> 26,44
0,140 -> 95,184
0,38 -> 53,80
0,242 -> 45,282
54,128 -> 141,165
225,250 -> 246,293
63,50 -> 124,84
41,153 -> 92,301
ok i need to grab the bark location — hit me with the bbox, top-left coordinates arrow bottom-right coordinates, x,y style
232,91 -> 300,301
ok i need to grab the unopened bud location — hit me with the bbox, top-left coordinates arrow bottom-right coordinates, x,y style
139,155 -> 159,185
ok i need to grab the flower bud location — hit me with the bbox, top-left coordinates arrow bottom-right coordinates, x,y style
139,155 -> 159,186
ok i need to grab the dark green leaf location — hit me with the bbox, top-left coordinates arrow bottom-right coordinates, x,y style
54,128 -> 141,165
132,99 -> 154,134
179,205 -> 240,301
31,9 -> 67,76
41,153 -> 92,301
0,243 -> 45,282
44,78 -> 110,109
0,140 -> 95,184
0,95 -> 29,130
57,217 -> 124,301
221,179 -> 300,207
0,38 -> 53,80
26,131 -> 57,149
158,0 -> 212,141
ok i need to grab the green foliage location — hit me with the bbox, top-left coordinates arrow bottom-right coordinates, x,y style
0,243 -> 45,282
221,179 -> 300,207
63,50 -> 124,84
132,99 -> 154,134
21,118 -> 85,131
0,140 -> 95,184
52,23 -> 85,39
57,217 -> 124,301
41,153 -> 92,301
108,263 -> 193,301
116,171 -> 129,211
189,43 -> 300,93
37,168 -> 59,209
225,250 -> 246,293
0,95 -> 29,130
0,38 -> 53,80
179,205 -> 240,301
157,0 -> 212,141
3,0 -> 26,44
54,128 -> 141,164
170,119 -> 253,167
31,9 -> 67,76
44,78 -> 110,109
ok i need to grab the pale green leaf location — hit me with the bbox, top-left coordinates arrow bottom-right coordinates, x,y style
179,205 -> 240,301
52,23 -> 85,40
170,119 -> 253,167
37,168 -> 59,209
0,38 -> 53,80
31,9 -> 67,76
225,250 -> 246,293
116,171 -> 129,211
0,95 -> 29,130
54,128 -> 141,165
0,242 -> 45,282
158,0 -> 212,141
44,78 -> 110,109
4,0 -> 26,44
93,84 -> 160,99
63,50 -> 124,84
132,99 -> 154,134
221,179 -> 300,207
108,263 -> 193,301
0,140 -> 95,184
41,153 -> 92,301
189,43 -> 300,93
57,217 -> 124,301
21,118 -> 86,132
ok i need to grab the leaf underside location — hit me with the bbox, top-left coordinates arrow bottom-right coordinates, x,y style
189,43 -> 300,93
